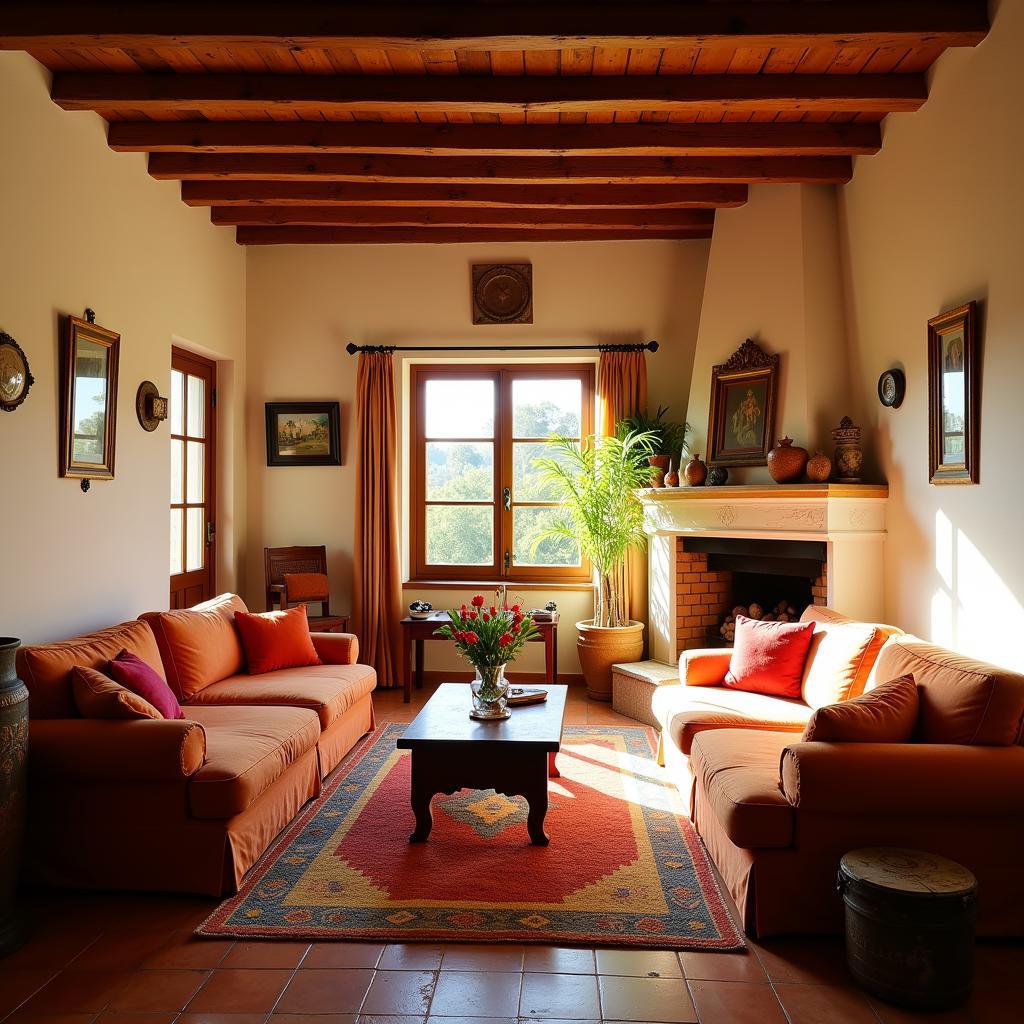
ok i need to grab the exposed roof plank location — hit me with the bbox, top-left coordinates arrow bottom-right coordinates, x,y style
108,120 -> 881,156
1,2 -> 989,53
235,226 -> 715,245
53,73 -> 928,117
149,152 -> 853,184
180,181 -> 749,209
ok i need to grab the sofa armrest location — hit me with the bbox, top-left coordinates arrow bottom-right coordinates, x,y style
781,741 -> 1024,816
680,648 -> 732,687
30,719 -> 207,783
311,631 -> 359,665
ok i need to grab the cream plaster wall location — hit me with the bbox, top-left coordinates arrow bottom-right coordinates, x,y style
838,0 -> 1024,669
244,239 -> 710,676
0,52 -> 247,643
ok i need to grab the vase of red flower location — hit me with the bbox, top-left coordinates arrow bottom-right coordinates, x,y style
434,593 -> 540,720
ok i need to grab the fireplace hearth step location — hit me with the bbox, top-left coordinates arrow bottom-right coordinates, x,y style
611,660 -> 680,729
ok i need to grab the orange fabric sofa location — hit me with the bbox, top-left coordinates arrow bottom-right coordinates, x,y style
18,594 -> 376,896
653,609 -> 1024,937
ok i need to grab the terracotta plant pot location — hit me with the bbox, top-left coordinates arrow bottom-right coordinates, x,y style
806,451 -> 833,483
767,437 -> 809,483
575,619 -> 645,702
683,453 -> 707,486
647,454 -> 670,488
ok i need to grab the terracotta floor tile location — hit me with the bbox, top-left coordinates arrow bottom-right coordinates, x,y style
302,943 -> 384,969
70,932 -> 173,972
359,970 -> 436,1015
429,971 -> 522,1017
424,1018 -> 517,1024
185,969 -> 293,1014
973,943 -> 1024,990
5,1014 -> 95,1024
686,980 -> 787,1024
270,1016 -> 358,1024
867,996 -> 972,1024
595,949 -> 682,978
597,975 -> 697,1023
106,970 -> 209,1012
522,947 -> 595,975
273,968 -> 374,1014
519,972 -> 601,1019
356,1016 -> 424,1024
17,970 -> 133,1015
678,950 -> 767,983
379,945 -> 445,971
178,1014 -> 270,1024
220,942 -> 310,969
752,939 -> 851,986
1,927 -> 100,971
0,968 -> 58,1017
774,982 -> 878,1024
440,945 -> 525,973
140,933 -> 233,970
92,1013 -> 179,1024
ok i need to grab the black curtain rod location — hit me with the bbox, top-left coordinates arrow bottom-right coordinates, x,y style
345,340 -> 658,355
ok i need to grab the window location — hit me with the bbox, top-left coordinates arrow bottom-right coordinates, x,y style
410,364 -> 595,583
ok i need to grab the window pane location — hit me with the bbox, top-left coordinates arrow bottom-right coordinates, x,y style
186,508 -> 205,572
170,509 -> 183,575
427,442 -> 493,501
170,439 -> 184,503
513,441 -> 580,502
186,441 -> 204,503
426,505 -> 493,566
186,374 -> 205,438
512,378 -> 582,438
425,379 -> 494,438
513,507 -> 580,568
170,369 -> 184,434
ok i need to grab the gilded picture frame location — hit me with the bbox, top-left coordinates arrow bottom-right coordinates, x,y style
707,338 -> 779,468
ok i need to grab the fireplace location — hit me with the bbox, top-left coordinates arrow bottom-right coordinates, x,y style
640,483 -> 888,666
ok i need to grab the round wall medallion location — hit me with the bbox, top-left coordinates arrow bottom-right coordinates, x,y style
473,264 -> 533,324
877,368 -> 906,409
0,332 -> 34,412
135,380 -> 168,431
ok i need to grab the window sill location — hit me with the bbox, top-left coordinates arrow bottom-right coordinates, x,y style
404,579 -> 595,592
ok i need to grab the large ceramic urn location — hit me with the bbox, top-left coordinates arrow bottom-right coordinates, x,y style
0,639 -> 28,956
576,620 -> 645,702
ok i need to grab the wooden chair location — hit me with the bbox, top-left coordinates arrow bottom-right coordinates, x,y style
264,545 -> 349,633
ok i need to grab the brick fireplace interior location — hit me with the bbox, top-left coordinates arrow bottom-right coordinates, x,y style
675,536 -> 828,655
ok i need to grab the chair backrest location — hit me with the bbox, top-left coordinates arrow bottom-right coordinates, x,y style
264,545 -> 329,609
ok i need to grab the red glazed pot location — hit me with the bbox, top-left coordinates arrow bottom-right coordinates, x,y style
683,453 -> 708,486
767,437 -> 809,483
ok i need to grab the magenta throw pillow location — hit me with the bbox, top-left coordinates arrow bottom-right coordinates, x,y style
108,649 -> 184,720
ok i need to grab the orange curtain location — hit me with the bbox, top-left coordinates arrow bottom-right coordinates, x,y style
596,348 -> 649,630
353,351 -> 403,687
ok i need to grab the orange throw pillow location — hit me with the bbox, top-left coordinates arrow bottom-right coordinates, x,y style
724,615 -> 816,698
802,674 -> 919,743
72,665 -> 163,721
234,604 -> 322,675
284,572 -> 329,603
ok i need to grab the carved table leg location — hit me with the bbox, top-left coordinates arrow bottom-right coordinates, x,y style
524,757 -> 551,846
408,754 -> 434,842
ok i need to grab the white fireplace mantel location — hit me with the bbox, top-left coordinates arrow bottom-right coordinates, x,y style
639,483 -> 889,666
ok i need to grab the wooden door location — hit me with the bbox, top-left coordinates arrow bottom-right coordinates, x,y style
170,348 -> 216,608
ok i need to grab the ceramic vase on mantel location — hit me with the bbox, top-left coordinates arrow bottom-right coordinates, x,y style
832,416 -> 864,483
648,455 -> 670,488
767,437 -> 809,483
683,453 -> 708,486
0,639 -> 28,956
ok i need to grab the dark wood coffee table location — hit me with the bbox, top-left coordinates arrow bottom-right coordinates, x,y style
396,683 -> 568,846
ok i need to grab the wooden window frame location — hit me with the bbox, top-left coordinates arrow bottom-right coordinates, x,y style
410,363 -> 595,585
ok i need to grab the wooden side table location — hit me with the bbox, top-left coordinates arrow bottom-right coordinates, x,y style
399,613 -> 559,703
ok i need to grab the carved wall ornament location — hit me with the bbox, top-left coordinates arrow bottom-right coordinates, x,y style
472,263 -> 533,325
0,332 -> 34,413
716,506 -> 737,527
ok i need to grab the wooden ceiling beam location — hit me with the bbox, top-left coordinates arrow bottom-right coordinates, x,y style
211,206 -> 716,229
151,153 -> 852,185
0,2 -> 989,52
235,226 -> 715,245
53,73 -> 927,117
181,181 -> 749,210
109,121 -> 882,157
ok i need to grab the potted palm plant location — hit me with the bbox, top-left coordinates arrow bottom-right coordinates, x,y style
532,430 -> 656,700
617,406 -> 690,486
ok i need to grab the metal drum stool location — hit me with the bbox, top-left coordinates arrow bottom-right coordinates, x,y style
838,847 -> 977,1009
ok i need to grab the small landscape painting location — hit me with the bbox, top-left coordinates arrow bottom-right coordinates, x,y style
265,401 -> 341,467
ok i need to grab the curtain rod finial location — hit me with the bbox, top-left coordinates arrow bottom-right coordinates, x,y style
346,342 -> 359,355
647,340 -> 660,353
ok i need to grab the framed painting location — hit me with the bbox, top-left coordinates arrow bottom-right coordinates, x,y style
265,402 -> 341,467
60,314 -> 120,481
928,301 -> 978,485
707,338 -> 779,468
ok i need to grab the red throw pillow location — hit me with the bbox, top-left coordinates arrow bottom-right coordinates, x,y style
724,615 -> 816,698
108,649 -> 185,720
234,604 -> 322,675
802,674 -> 919,743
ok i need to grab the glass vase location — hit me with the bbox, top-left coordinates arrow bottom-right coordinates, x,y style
470,663 -> 511,720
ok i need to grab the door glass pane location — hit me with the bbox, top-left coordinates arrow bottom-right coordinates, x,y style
426,505 -> 492,565
186,441 -> 205,503
170,369 -> 184,434
512,378 -> 582,438
170,509 -> 183,575
186,374 -> 205,438
424,379 -> 494,438
170,439 -> 184,503
513,441 -> 579,502
186,507 -> 204,572
426,442 -> 493,501
513,507 -> 580,567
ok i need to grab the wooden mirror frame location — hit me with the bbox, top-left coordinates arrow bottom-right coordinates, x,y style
928,301 -> 979,485
60,314 -> 120,481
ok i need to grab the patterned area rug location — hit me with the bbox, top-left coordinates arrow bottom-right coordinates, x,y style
198,724 -> 743,949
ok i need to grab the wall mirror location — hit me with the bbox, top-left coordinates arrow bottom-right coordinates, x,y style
60,314 -> 120,481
